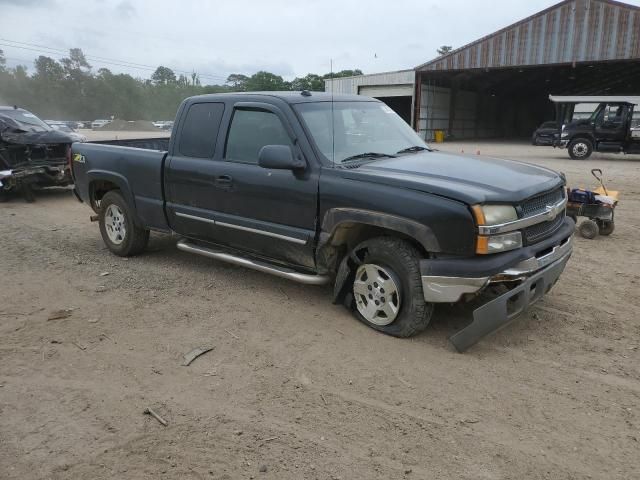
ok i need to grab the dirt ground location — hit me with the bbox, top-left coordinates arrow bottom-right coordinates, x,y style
1,140 -> 639,480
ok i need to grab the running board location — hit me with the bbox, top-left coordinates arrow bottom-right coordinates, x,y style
176,239 -> 330,286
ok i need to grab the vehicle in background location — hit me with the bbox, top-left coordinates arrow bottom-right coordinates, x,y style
550,95 -> 640,159
153,120 -> 174,130
531,121 -> 559,146
0,106 -> 74,201
45,121 -> 87,142
71,92 -> 573,352
91,119 -> 112,130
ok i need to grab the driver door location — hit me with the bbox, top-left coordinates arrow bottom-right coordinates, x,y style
595,103 -> 628,143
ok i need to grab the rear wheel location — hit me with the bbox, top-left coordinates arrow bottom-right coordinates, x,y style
99,190 -> 149,256
568,138 -> 593,160
578,219 -> 599,239
349,237 -> 432,337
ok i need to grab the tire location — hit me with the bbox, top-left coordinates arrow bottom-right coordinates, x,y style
98,190 -> 149,256
568,138 -> 593,160
348,237 -> 433,338
597,220 -> 614,236
578,219 -> 599,239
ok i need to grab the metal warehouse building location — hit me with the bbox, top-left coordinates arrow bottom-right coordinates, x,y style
325,0 -> 640,140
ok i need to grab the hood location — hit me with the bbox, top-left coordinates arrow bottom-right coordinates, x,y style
339,151 -> 563,205
564,118 -> 593,130
0,115 -> 75,145
0,128 -> 75,145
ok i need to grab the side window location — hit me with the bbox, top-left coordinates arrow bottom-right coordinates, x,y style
602,104 -> 626,125
225,109 -> 292,163
178,102 -> 225,157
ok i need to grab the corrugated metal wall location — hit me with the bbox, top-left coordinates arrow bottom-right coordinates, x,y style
418,0 -> 640,72
324,70 -> 415,94
419,85 -> 500,140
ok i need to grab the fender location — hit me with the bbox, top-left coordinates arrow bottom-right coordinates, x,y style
320,208 -> 441,253
86,169 -> 141,225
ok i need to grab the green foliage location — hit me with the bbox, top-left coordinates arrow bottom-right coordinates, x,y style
437,45 -> 453,56
244,71 -> 288,91
0,47 -> 363,120
151,66 -> 177,85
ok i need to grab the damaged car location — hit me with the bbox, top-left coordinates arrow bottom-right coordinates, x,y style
0,106 -> 77,202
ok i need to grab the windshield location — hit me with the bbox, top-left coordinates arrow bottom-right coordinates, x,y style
294,101 -> 429,163
0,109 -> 51,132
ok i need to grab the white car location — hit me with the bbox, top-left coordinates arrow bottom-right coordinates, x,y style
91,119 -> 112,130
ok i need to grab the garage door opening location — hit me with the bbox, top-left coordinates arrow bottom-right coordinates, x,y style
374,96 -> 412,124
417,60 -> 640,141
358,84 -> 414,125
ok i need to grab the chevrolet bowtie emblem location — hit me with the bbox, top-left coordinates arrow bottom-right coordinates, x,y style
544,205 -> 557,220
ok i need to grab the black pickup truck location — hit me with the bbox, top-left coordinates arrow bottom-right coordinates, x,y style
71,92 -> 573,351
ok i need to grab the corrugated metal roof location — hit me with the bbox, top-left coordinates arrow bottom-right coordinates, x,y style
417,0 -> 640,72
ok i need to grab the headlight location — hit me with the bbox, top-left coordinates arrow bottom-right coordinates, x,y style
561,132 -> 569,138
471,204 -> 518,225
476,231 -> 523,254
471,204 -> 522,254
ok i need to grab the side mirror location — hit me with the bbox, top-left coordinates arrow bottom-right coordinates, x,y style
258,145 -> 305,170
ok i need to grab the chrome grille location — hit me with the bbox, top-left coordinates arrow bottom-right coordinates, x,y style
523,212 -> 564,244
520,187 -> 565,217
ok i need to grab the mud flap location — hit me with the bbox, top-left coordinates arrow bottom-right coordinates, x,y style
449,255 -> 571,353
332,249 -> 365,305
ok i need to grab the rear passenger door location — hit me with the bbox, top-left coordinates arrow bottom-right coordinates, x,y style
164,101 -> 228,239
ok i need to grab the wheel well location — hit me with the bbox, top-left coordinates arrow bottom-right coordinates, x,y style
89,180 -> 120,213
319,222 -> 429,274
569,135 -> 594,144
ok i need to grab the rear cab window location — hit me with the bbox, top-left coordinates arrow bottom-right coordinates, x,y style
178,102 -> 225,157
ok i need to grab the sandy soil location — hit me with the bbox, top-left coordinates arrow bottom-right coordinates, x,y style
1,141 -> 639,479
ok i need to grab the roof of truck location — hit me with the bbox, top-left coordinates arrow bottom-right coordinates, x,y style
188,91 -> 377,104
549,95 -> 640,105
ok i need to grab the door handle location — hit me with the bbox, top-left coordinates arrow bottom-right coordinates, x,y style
215,175 -> 233,187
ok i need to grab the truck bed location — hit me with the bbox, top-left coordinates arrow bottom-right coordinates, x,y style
72,142 -> 169,231
90,137 -> 170,151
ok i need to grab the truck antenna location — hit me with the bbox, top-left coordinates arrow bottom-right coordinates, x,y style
330,58 -> 335,167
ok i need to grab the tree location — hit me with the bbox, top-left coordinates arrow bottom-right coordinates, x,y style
34,56 -> 64,82
60,48 -> 92,76
322,69 -> 363,79
244,71 -> 286,91
437,45 -> 453,56
226,73 -> 249,90
0,49 -> 5,72
151,66 -> 176,85
290,73 -> 324,91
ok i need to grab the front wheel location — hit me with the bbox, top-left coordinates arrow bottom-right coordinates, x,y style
578,219 -> 599,239
98,190 -> 149,256
349,237 -> 433,337
568,138 -> 593,160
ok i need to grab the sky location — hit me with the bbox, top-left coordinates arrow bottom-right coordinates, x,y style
1,0 -> 639,84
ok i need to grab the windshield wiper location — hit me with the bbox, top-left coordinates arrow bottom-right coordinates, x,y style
396,146 -> 431,154
340,152 -> 397,163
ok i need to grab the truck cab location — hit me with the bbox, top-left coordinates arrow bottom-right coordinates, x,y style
550,95 -> 640,159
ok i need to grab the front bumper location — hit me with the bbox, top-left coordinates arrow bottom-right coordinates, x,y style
448,252 -> 570,352
420,218 -> 574,351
